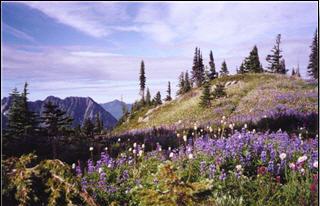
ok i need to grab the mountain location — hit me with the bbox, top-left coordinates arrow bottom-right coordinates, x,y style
1,96 -> 118,129
113,73 -> 318,134
100,100 -> 132,120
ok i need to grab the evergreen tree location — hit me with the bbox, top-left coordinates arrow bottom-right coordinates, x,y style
296,64 -> 301,77
184,71 -> 191,93
146,88 -> 151,105
94,113 -> 102,134
244,45 -> 263,73
279,59 -> 287,74
5,88 -> 25,138
139,60 -> 146,101
41,101 -> 72,158
238,62 -> 247,74
307,29 -> 318,79
82,118 -> 94,137
5,83 -> 38,138
199,81 -> 212,107
208,50 -> 218,80
220,60 -> 229,76
191,47 -> 205,87
41,101 -> 73,137
153,91 -> 162,106
212,83 -> 226,99
177,72 -> 185,95
165,81 -> 172,101
266,34 -> 284,73
291,68 -> 296,76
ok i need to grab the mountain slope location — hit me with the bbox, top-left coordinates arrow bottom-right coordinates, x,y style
114,73 -> 318,134
2,96 -> 118,129
100,100 -> 132,120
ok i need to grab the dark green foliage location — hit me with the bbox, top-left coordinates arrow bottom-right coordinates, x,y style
191,47 -> 205,87
139,60 -> 146,101
237,62 -> 247,74
307,29 -> 318,79
145,88 -> 151,105
153,91 -> 162,106
94,113 -> 103,134
208,50 -> 218,80
243,45 -> 263,73
41,101 -> 73,137
291,68 -> 296,76
82,118 -> 94,137
176,72 -> 185,95
266,34 -> 286,74
199,81 -> 212,107
220,60 -> 229,76
165,81 -> 172,101
212,83 -> 226,99
5,83 -> 38,139
184,71 -> 192,93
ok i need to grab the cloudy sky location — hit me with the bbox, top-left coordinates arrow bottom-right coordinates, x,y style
1,2 -> 317,103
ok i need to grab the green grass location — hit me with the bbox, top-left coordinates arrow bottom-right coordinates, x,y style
113,73 -> 318,134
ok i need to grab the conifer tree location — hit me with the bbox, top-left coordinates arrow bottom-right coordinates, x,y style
208,50 -> 218,80
177,72 -> 185,95
153,91 -> 162,106
296,64 -> 301,77
199,81 -> 212,107
82,118 -> 94,137
307,29 -> 318,79
238,62 -> 247,74
220,60 -> 229,76
244,45 -> 263,73
42,101 -> 73,137
165,81 -> 172,101
279,59 -> 287,74
191,47 -> 205,87
139,60 -> 146,102
146,88 -> 151,105
291,68 -> 296,76
266,34 -> 284,73
184,71 -> 191,93
94,113 -> 102,134
212,83 -> 226,99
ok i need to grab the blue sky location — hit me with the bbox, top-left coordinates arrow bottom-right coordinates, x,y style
1,2 -> 318,103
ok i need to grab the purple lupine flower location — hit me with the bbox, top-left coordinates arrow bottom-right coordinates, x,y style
261,151 -> 267,163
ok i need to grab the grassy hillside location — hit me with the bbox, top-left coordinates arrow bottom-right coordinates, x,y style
113,73 -> 318,134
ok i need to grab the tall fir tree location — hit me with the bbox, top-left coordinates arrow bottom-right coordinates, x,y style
184,71 -> 191,93
191,47 -> 205,87
177,72 -> 185,95
266,34 -> 284,73
243,45 -> 263,73
291,68 -> 296,76
307,29 -> 318,79
82,118 -> 94,137
41,101 -> 73,158
279,59 -> 287,74
165,81 -> 172,101
146,88 -> 151,105
208,50 -> 218,80
238,62 -> 247,74
94,113 -> 102,134
153,91 -> 162,106
220,60 -> 229,76
139,60 -> 146,102
199,81 -> 212,107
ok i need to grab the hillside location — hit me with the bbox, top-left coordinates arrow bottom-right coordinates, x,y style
114,73 -> 318,134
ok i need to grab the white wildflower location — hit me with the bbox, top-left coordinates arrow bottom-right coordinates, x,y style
89,147 -> 93,151
313,161 -> 318,168
183,135 -> 187,142
129,148 -> 132,152
236,165 -> 242,171
133,142 -> 137,148
133,149 -> 136,154
169,152 -> 174,158
142,144 -> 145,149
72,163 -> 76,169
118,138 -> 121,142
168,147 -> 171,151
279,153 -> 287,160
138,150 -> 143,157
98,168 -> 103,173
297,155 -> 307,164
188,153 -> 193,159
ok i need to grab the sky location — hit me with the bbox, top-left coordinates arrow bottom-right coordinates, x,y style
1,1 -> 318,103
